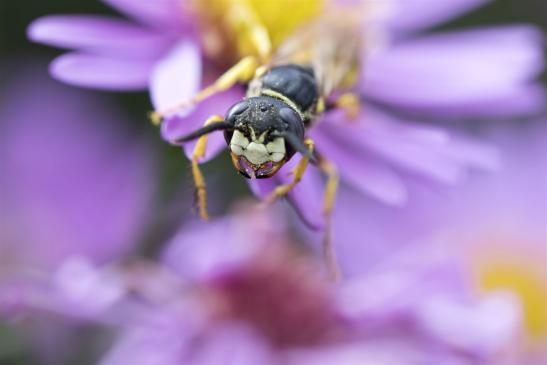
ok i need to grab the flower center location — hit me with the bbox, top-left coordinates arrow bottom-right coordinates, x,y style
190,0 -> 324,62
209,249 -> 348,348
473,242 -> 547,343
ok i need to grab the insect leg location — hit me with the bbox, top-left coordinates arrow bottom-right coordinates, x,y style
263,138 -> 314,205
314,156 -> 341,281
326,93 -> 361,119
190,114 -> 225,221
264,137 -> 341,280
150,56 -> 259,125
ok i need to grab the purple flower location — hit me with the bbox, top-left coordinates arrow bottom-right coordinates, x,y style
0,62 -> 157,364
0,63 -> 156,271
427,121 -> 547,361
326,120 -> 547,362
28,1 -> 545,226
35,207 -> 518,365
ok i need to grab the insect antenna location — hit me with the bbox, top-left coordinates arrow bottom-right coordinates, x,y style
173,122 -> 234,145
280,131 -> 318,164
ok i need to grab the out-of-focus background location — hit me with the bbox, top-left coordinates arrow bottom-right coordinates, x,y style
0,1 -> 546,365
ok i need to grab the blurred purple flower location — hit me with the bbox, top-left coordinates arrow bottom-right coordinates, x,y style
325,120 -> 547,362
0,62 -> 157,364
31,207 -> 518,365
28,0 -> 545,225
0,64 -> 156,271
424,121 -> 547,362
2,196 -> 527,364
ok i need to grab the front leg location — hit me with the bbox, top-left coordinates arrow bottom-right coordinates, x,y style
263,138 -> 341,280
150,56 -> 259,125
263,138 -> 315,204
190,114 -> 225,221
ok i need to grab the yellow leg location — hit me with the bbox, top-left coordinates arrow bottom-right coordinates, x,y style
191,115 -> 224,221
331,93 -> 361,120
264,139 -> 314,204
261,136 -> 340,279
317,157 -> 341,281
150,56 -> 259,125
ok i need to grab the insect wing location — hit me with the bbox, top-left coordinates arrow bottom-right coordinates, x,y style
271,7 -> 363,97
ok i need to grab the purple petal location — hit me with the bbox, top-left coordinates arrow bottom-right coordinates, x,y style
162,210 -> 288,280
161,219 -> 254,280
337,242 -> 468,316
282,161 -> 325,230
103,0 -> 189,30
248,160 -> 325,229
369,115 -> 500,176
248,178 -> 276,199
416,293 -> 521,357
386,0 -> 491,34
28,15 -> 173,59
286,342 -> 426,365
362,126 -> 467,183
311,124 -> 408,205
326,108 -> 499,184
183,326 -> 277,365
150,41 -> 201,115
50,52 -> 155,90
438,136 -> 500,172
421,84 -> 546,118
365,26 -> 545,115
51,258 -> 125,316
99,322 -> 192,365
318,112 -> 466,184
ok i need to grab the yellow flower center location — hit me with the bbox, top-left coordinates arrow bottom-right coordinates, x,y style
473,242 -> 547,343
189,0 -> 324,63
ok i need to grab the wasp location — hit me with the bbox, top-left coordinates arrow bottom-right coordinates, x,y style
151,1 -> 364,276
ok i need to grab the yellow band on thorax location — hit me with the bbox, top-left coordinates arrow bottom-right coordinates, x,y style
260,89 -> 305,119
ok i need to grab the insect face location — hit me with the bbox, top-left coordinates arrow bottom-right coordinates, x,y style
224,96 -> 305,179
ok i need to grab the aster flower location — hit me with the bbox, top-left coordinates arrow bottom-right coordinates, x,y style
0,62 -> 157,364
10,206 -> 520,365
327,120 -> 547,362
28,0 -> 545,227
430,121 -> 547,363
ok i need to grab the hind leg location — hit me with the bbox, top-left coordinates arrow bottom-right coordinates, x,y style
315,156 -> 341,280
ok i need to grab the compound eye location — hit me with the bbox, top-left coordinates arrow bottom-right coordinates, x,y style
225,101 -> 249,124
279,107 -> 300,129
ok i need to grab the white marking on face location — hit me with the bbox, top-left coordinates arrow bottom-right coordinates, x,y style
229,129 -> 286,165
266,137 -> 285,162
266,138 -> 285,154
269,152 -> 285,163
230,144 -> 244,156
230,130 -> 249,149
243,142 -> 270,165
